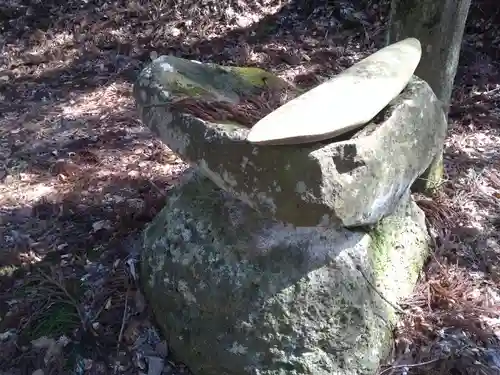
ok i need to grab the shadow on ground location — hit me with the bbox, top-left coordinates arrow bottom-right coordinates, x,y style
0,166 -> 186,373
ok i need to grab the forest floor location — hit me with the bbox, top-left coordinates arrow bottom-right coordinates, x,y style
0,0 -> 499,374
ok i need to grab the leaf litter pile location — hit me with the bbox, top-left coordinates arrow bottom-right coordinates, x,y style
168,82 -> 301,127
1,0 -> 500,374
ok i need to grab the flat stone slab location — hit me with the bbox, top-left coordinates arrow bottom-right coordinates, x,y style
141,170 -> 429,375
247,38 -> 422,145
133,59 -> 447,227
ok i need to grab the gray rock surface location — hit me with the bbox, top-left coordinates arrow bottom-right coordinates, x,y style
133,56 -> 447,227
141,169 -> 429,375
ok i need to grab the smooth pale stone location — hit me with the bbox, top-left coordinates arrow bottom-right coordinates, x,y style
246,37 -> 422,145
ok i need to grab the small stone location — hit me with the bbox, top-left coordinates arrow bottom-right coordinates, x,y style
92,220 -> 112,232
57,243 -> 68,250
0,330 -> 16,341
169,27 -> 181,37
25,52 -> 47,64
52,159 -> 80,177
32,369 -> 44,375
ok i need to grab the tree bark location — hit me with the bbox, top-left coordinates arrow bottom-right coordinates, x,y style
387,0 -> 471,194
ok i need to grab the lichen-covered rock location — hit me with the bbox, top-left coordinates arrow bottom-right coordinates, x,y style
141,169 -> 429,375
133,55 -> 446,227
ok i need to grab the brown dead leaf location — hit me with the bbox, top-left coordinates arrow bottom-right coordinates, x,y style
51,159 -> 80,177
75,150 -> 99,164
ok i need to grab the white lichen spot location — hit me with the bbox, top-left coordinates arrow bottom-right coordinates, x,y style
228,342 -> 248,355
177,280 -> 197,304
170,248 -> 183,263
341,173 -> 354,184
160,89 -> 171,99
318,214 -> 331,227
241,156 -> 249,169
208,252 -> 219,264
148,273 -> 155,287
195,221 -> 208,240
226,204 -> 245,227
256,192 -> 277,213
181,228 -> 192,242
159,61 -> 175,72
285,163 -> 291,170
273,180 -> 282,192
295,181 -> 307,194
150,243 -> 166,273
403,98 -> 418,109
163,276 -> 170,284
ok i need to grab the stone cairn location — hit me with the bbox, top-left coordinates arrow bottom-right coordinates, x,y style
132,38 -> 448,375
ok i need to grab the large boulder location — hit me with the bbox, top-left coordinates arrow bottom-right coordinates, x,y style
141,170 -> 429,375
133,55 -> 447,227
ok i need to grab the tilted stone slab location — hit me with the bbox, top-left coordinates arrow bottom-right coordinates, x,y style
142,170 -> 429,375
247,38 -> 422,145
133,56 -> 447,227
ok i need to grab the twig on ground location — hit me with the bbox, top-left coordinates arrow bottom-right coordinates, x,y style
116,286 -> 130,356
378,358 -> 441,375
425,218 -> 445,271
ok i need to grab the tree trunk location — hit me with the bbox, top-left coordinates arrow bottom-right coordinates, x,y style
387,0 -> 471,194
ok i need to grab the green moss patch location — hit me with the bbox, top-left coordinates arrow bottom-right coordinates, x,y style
159,63 -> 303,128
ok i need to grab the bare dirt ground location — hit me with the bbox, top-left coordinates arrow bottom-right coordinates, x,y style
0,0 -> 499,374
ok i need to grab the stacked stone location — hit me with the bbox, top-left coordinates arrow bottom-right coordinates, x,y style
132,39 -> 447,375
